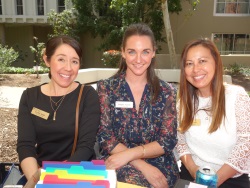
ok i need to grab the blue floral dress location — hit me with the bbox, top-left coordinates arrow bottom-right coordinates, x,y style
97,72 -> 179,187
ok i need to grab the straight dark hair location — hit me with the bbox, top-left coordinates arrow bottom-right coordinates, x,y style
115,23 -> 160,102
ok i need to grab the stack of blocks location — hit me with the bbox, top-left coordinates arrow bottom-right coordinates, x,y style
35,160 -> 116,188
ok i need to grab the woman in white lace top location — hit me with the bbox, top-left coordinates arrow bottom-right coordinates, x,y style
175,38 -> 250,188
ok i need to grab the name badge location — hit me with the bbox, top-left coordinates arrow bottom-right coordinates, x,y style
192,119 -> 201,126
115,101 -> 133,108
31,107 -> 50,120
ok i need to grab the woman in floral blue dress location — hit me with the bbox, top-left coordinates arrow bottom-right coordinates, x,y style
97,23 -> 179,188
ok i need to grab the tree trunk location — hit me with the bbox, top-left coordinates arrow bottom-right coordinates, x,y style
161,0 -> 177,68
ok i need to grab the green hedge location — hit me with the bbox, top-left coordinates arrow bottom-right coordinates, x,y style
1,67 -> 49,74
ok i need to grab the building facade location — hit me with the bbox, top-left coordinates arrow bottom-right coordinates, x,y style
0,0 -> 72,67
0,0 -> 249,68
156,0 -> 250,68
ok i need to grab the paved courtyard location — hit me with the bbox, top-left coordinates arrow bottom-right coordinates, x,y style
0,86 -> 26,109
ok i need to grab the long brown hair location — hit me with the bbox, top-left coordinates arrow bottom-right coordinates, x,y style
114,23 -> 160,102
178,38 -> 225,133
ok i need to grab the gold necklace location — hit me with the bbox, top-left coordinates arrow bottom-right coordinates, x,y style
50,95 -> 66,121
49,83 -> 72,121
50,96 -> 65,106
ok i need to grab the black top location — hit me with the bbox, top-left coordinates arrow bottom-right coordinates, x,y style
17,83 -> 100,166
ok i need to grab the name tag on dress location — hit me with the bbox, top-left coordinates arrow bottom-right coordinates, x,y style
115,101 -> 133,108
192,119 -> 201,126
31,107 -> 50,120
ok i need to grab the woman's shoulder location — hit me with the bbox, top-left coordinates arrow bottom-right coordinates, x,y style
24,84 -> 43,95
224,83 -> 248,96
20,85 -> 43,105
82,84 -> 97,94
97,75 -> 121,88
159,79 -> 178,93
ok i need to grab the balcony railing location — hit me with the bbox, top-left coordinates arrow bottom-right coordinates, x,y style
0,15 -> 48,23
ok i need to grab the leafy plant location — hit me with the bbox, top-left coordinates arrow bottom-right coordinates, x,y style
101,50 -> 121,68
72,0 -> 199,52
14,44 -> 28,62
73,0 -> 165,51
30,37 -> 45,67
47,8 -> 80,41
228,62 -> 242,75
241,67 -> 250,76
0,44 -> 19,73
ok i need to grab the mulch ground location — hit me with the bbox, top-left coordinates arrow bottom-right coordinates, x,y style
0,74 -> 40,163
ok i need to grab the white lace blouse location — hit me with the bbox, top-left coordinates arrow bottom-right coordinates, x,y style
175,84 -> 250,177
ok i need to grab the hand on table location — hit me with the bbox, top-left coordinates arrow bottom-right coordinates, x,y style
140,163 -> 169,188
105,151 -> 132,170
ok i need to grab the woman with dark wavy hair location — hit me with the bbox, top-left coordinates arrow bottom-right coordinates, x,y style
97,23 -> 179,188
175,38 -> 250,188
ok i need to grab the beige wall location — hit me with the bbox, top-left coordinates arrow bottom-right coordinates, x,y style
221,55 -> 250,67
0,24 -> 5,44
156,54 -> 181,69
80,32 -> 104,68
5,25 -> 34,67
0,0 -> 61,68
169,1 -> 250,54
155,54 -> 250,69
3,24 -> 51,67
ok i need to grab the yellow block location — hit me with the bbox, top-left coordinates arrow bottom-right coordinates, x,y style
117,181 -> 146,188
40,170 -> 104,181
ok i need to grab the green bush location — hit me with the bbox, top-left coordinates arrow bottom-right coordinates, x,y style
1,66 -> 49,74
241,67 -> 250,76
228,62 -> 242,75
0,44 -> 19,73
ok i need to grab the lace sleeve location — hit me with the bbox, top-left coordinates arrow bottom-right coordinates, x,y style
226,87 -> 250,173
175,131 -> 191,160
175,101 -> 191,159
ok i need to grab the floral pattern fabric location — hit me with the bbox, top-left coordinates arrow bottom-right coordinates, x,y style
97,72 -> 179,187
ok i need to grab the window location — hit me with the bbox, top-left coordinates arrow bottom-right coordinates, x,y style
58,0 -> 65,13
16,0 -> 23,15
37,0 -> 44,15
215,0 -> 250,15
0,0 -> 2,15
213,33 -> 250,54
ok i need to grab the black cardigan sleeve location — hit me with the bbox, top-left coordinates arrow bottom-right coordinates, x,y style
17,87 -> 39,163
